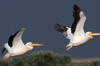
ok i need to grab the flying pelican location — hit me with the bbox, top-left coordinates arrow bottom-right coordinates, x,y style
1,28 -> 43,60
55,5 -> 100,51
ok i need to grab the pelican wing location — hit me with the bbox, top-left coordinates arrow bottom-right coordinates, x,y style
2,42 -> 12,53
2,48 -> 6,53
2,43 -> 8,53
2,28 -> 25,53
55,24 -> 73,40
55,24 -> 68,33
71,5 -> 86,35
8,28 -> 25,49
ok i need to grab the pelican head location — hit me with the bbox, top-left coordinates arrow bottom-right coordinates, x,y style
26,42 -> 43,50
1,42 -> 43,60
86,32 -> 93,39
86,31 -> 100,39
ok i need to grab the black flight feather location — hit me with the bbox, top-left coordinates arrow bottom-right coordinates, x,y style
71,4 -> 81,34
2,29 -> 21,53
55,23 -> 68,33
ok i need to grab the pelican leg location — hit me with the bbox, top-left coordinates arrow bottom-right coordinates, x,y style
66,46 -> 73,51
66,43 -> 77,51
2,53 -> 13,60
2,56 -> 10,60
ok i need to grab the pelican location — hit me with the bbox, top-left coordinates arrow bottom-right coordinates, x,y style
55,5 -> 100,51
1,28 -> 43,60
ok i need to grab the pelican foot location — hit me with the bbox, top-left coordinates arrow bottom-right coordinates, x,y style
66,46 -> 73,51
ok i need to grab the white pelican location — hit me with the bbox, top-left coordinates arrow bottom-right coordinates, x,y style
55,5 -> 100,51
1,28 -> 43,60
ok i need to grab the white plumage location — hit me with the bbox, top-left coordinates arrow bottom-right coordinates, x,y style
2,28 -> 43,60
55,5 -> 100,50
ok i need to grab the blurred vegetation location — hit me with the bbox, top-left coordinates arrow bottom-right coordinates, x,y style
1,51 -> 100,66
0,51 -> 71,66
67,61 -> 100,66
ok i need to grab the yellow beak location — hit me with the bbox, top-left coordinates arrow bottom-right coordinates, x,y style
30,44 -> 44,46
89,33 -> 100,36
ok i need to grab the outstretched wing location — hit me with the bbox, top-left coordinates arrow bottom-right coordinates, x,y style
2,47 -> 6,53
55,23 -> 68,33
2,28 -> 25,53
11,28 -> 25,49
55,24 -> 73,40
71,5 -> 86,35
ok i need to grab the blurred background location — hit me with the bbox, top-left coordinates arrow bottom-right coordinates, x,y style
0,0 -> 100,58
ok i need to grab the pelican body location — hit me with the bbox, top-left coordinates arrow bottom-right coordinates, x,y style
2,28 -> 43,60
55,5 -> 100,50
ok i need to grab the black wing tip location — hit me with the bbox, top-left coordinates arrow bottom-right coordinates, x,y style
73,4 -> 78,7
2,48 -> 6,54
54,23 -> 61,30
54,23 -> 67,32
55,23 -> 61,27
73,4 -> 81,11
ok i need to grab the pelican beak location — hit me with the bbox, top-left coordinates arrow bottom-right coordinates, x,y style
89,33 -> 100,36
31,43 -> 44,46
